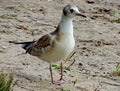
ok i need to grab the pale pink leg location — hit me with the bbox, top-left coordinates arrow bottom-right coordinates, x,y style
59,62 -> 65,82
49,64 -> 54,84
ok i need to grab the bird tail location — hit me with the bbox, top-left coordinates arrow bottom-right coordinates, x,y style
9,41 -> 35,50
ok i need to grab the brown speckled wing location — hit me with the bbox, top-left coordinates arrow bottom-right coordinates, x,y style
35,34 -> 51,49
26,34 -> 52,54
35,26 -> 59,49
26,26 -> 59,55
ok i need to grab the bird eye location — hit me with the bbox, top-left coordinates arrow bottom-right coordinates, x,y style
70,9 -> 74,13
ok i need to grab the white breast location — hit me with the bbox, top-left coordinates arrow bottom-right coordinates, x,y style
54,35 -> 75,61
40,35 -> 75,63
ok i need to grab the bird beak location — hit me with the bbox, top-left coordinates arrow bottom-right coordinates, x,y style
76,13 -> 86,18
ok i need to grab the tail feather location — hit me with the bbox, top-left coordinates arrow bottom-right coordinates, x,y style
9,41 -> 35,50
22,43 -> 32,50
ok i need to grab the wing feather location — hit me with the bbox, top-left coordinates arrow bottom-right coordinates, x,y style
16,26 -> 60,56
26,34 -> 55,55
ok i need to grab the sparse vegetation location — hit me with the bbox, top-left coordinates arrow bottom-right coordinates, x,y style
110,10 -> 116,17
109,9 -> 120,23
52,64 -> 60,69
72,79 -> 77,85
100,48 -> 108,56
60,88 -> 70,91
64,66 -> 71,72
0,14 -> 9,18
112,63 -> 120,76
110,18 -> 120,23
52,64 -> 71,73
0,73 -> 13,91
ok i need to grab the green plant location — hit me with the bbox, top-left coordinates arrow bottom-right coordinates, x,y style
112,63 -> 120,76
110,18 -> 120,23
0,14 -> 9,18
0,73 -> 13,91
52,64 -> 60,69
64,66 -> 71,73
110,10 -> 116,16
99,48 -> 108,56
60,88 -> 70,91
52,64 -> 71,73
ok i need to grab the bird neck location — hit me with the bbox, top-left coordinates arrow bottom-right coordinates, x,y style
58,15 -> 73,35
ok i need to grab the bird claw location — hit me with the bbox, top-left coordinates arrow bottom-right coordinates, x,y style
55,78 -> 65,85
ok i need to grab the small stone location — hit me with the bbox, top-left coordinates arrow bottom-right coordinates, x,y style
2,46 -> 7,49
0,44 -> 7,49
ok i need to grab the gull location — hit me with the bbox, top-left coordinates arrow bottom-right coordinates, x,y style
13,5 -> 86,84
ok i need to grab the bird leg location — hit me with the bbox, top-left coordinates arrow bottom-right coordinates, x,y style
59,62 -> 65,82
49,64 -> 54,84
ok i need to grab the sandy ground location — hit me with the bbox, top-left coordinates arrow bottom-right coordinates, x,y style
0,0 -> 120,91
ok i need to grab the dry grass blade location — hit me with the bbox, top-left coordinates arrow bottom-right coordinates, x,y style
16,24 -> 28,30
